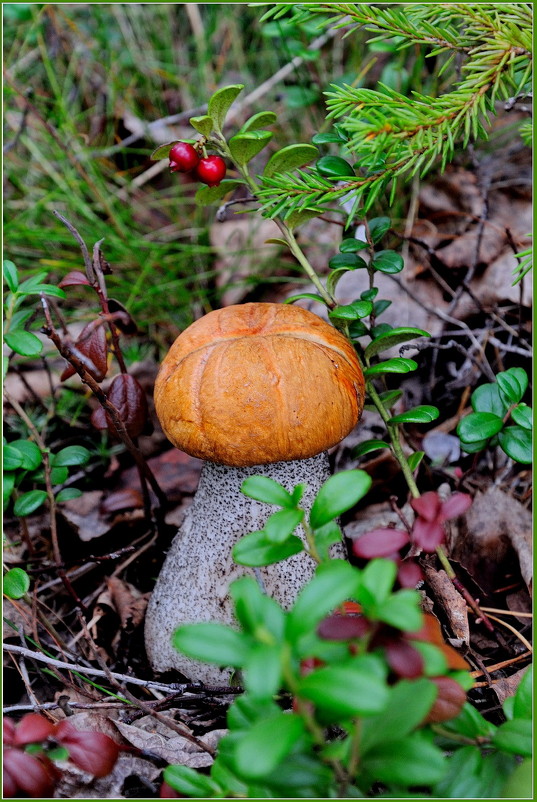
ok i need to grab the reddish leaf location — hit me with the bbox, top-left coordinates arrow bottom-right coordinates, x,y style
3,761 -> 17,798
384,638 -> 424,679
14,713 -> 55,746
412,517 -> 444,551
3,718 -> 16,746
440,492 -> 472,521
92,374 -> 148,438
55,720 -> 120,777
58,270 -> 91,288
61,320 -> 108,382
352,528 -> 410,559
397,559 -> 423,588
107,299 -> 138,335
3,748 -> 59,798
423,676 -> 467,723
318,613 -> 371,641
411,614 -> 470,671
410,491 -> 442,522
160,780 -> 185,798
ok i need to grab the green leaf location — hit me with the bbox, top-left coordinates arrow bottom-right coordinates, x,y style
239,111 -> 277,133
263,144 -> 318,179
457,412 -> 504,443
208,84 -> 244,131
368,217 -> 391,244
189,115 -> 214,137
407,450 -> 425,471
244,642 -> 283,699
311,131 -> 346,145
329,300 -> 372,321
340,238 -> 369,253
233,712 -> 305,779
360,678 -> 439,753
496,368 -> 528,405
51,445 -> 91,467
371,250 -> 404,274
373,299 -> 392,317
313,520 -> 343,561
364,327 -> 430,360
285,208 -> 321,230
441,702 -> 496,741
410,640 -> 448,677
229,131 -> 273,165
285,292 -> 326,306
3,260 -> 19,292
471,383 -> 508,417
309,469 -> 372,529
348,320 -> 369,339
172,622 -> 252,667
512,665 -> 532,720
150,140 -> 182,160
360,559 -> 397,607
376,589 -> 423,631
368,389 -> 403,410
287,561 -> 362,642
230,576 -> 285,641
298,660 -> 389,719
388,406 -> 440,424
363,731 -> 445,787
510,403 -> 532,430
3,472 -> 16,509
241,475 -> 294,507
499,758 -> 533,799
3,567 -> 30,599
326,267 -> 352,296
195,179 -> 242,205
22,284 -> 66,299
3,444 -> 24,471
233,531 -> 304,567
50,466 -> 68,485
364,358 -> 417,376
498,426 -> 532,464
164,765 -> 220,798
328,253 -> 368,270
353,439 -> 391,457
264,508 -> 304,543
55,488 -> 83,502
4,330 -> 43,357
13,489 -> 47,517
8,440 -> 42,471
315,155 -> 355,179
492,719 -> 532,757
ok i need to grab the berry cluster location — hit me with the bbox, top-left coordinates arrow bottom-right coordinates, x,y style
169,141 -> 226,187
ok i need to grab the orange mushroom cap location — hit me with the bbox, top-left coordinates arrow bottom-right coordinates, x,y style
154,303 -> 365,467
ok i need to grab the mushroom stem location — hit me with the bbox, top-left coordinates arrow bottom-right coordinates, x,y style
144,452 -> 345,683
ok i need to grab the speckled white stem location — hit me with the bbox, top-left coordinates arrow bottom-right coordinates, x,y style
145,452 -> 346,684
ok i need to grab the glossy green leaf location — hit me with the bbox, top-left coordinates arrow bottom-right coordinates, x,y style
51,445 -> 91,467
363,732 -> 445,786
348,320 -> 369,339
360,559 -> 397,607
457,412 -> 504,443
471,382 -> 508,417
298,661 -> 389,718
513,665 -> 532,720
407,450 -> 425,471
340,238 -> 369,253
164,765 -> 221,798
195,179 -> 242,205
172,622 -> 251,667
316,155 -> 355,179
376,589 -> 423,631
360,678 -> 438,753
208,84 -> 244,131
371,250 -> 404,274
3,260 -> 18,292
13,489 -> 47,517
492,719 -> 532,757
326,267 -> 351,296
244,642 -> 283,699
313,520 -> 343,561
233,713 -> 305,779
328,253 -> 368,270
287,561 -> 361,641
8,440 -> 42,471
3,472 -> 16,509
241,475 -> 294,507
264,508 -> 304,543
229,131 -> 273,165
329,300 -> 372,321
230,576 -> 285,641
150,140 -> 182,160
189,115 -> 214,137
239,111 -> 277,132
3,444 -> 24,471
233,531 -> 304,566
375,389 -> 403,409
364,358 -> 417,376
496,368 -> 528,406
388,406 -> 439,424
55,488 -> 83,502
4,330 -> 43,357
285,293 -> 326,306
22,284 -> 66,299
364,327 -> 430,360
498,426 -> 532,464
309,469 -> 372,529
353,439 -> 391,457
373,299 -> 392,317
311,131 -> 346,145
510,403 -> 532,430
368,217 -> 391,243
499,758 -> 533,799
3,567 -> 30,599
263,144 -> 318,179
50,466 -> 69,485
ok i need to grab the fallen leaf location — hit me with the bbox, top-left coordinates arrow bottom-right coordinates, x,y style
106,576 -> 148,631
114,717 -> 225,768
491,665 -> 530,706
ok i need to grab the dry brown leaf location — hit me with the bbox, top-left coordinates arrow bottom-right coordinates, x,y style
106,576 -> 149,631
60,490 -> 111,541
114,717 -> 225,767
421,566 -> 470,644
491,665 -> 531,706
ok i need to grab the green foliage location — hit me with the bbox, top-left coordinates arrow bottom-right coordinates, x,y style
457,368 -> 532,463
3,566 -> 31,599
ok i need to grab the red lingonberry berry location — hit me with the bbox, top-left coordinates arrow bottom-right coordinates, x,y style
195,155 -> 226,187
169,142 -> 200,173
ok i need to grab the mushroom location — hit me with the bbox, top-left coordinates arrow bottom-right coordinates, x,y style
145,302 -> 365,682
